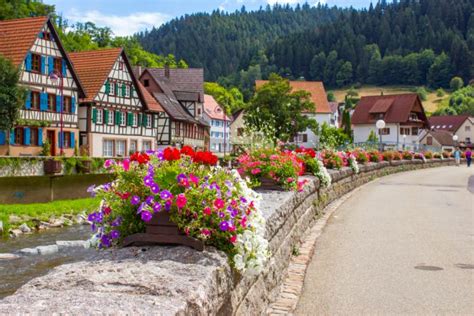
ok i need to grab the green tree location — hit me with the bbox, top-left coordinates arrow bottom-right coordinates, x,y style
204,82 -> 246,114
367,130 -> 378,143
415,87 -> 428,101
427,53 -> 453,88
245,73 -> 316,143
449,76 -> 464,91
336,61 -> 353,87
318,122 -> 350,149
0,0 -> 54,20
327,91 -> 336,102
436,88 -> 445,97
0,54 -> 25,135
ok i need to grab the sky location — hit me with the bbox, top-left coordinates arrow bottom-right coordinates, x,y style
48,0 -> 375,36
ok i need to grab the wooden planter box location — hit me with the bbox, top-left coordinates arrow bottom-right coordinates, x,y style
77,160 -> 92,174
123,211 -> 204,251
44,159 -> 62,175
255,177 -> 285,191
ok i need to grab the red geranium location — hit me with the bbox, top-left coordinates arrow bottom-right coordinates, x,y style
163,147 -> 181,161
193,151 -> 218,166
130,152 -> 150,164
180,146 -> 195,158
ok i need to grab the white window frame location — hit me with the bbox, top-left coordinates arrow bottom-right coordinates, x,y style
109,81 -> 115,96
107,110 -> 114,126
146,114 -> 152,128
130,140 -> 137,154
115,140 -> 126,157
103,140 -> 113,157
119,112 -> 126,127
96,109 -> 103,124
132,113 -> 138,127
142,140 -> 152,151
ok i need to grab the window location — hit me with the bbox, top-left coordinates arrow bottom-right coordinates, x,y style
96,109 -> 103,124
103,140 -> 113,157
197,108 -> 201,115
116,140 -> 126,157
48,94 -> 56,111
237,128 -> 244,137
63,96 -> 72,113
379,128 -> 390,135
144,79 -> 149,87
119,112 -> 126,126
373,113 -> 384,120
400,127 -> 410,135
146,115 -> 152,128
31,91 -> 40,110
14,128 -> 24,145
130,140 -> 137,154
110,81 -> 115,95
53,58 -> 62,73
466,137 -> 471,143
107,110 -> 114,125
63,131 -> 71,148
42,32 -> 52,40
409,113 -> 419,121
427,136 -> 433,145
118,61 -> 124,70
142,141 -> 152,152
175,122 -> 181,136
132,113 -> 138,127
411,127 -> 419,135
30,128 -> 39,146
125,85 -> 130,98
466,125 -> 471,132
32,53 -> 42,72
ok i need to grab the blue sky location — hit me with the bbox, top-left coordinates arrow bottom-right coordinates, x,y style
48,0 -> 375,36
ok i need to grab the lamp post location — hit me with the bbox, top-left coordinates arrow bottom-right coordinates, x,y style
49,70 -> 64,156
453,134 -> 459,148
376,119 -> 386,152
403,134 -> 407,150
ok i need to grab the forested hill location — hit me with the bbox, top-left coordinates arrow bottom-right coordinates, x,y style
137,4 -> 343,81
138,0 -> 473,91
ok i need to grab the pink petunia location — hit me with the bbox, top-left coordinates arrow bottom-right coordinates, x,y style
176,193 -> 187,209
251,168 -> 261,175
203,207 -> 212,216
122,159 -> 130,171
214,198 -> 225,209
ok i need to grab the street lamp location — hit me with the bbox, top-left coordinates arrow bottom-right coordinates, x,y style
49,70 -> 64,156
453,134 -> 459,148
376,119 -> 386,152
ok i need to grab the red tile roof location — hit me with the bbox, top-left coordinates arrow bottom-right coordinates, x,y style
69,48 -> 122,102
428,115 -> 471,132
0,16 -> 48,67
255,80 -> 331,114
204,94 -> 231,121
137,80 -> 164,112
352,93 -> 429,126
421,130 -> 455,146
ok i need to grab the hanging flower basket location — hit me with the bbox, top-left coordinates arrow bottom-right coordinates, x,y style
255,176 -> 285,191
77,159 -> 92,174
44,159 -> 62,174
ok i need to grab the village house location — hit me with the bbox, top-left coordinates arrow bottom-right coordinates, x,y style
255,80 -> 332,148
69,48 -> 163,157
202,94 -> 231,155
418,130 -> 456,152
137,67 -> 209,150
426,115 -> 473,147
351,93 -> 430,150
229,109 -> 249,153
0,16 -> 85,157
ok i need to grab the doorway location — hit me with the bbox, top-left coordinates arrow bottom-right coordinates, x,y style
47,130 -> 56,156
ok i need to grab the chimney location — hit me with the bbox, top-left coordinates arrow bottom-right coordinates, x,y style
164,65 -> 170,78
137,65 -> 142,77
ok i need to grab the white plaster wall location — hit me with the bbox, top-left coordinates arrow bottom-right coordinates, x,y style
91,133 -> 155,157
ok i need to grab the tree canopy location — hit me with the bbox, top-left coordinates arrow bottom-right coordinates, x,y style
0,54 -> 25,133
204,82 -> 246,115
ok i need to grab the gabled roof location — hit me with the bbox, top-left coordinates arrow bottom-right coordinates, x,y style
136,81 -> 164,113
204,94 -> 231,121
428,115 -> 471,132
352,93 -> 428,126
421,130 -> 455,146
232,109 -> 245,121
0,16 -> 85,97
145,68 -> 204,103
328,102 -> 339,114
255,80 -> 331,114
69,48 -> 123,102
152,92 -> 198,124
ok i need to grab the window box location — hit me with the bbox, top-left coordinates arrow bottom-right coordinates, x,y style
44,158 -> 62,175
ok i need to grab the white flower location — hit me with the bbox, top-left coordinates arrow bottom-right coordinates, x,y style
314,159 -> 332,188
349,155 -> 359,174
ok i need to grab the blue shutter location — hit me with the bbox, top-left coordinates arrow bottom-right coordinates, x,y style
24,127 -> 30,145
56,95 -> 61,112
25,53 -> 32,71
25,91 -> 31,109
71,96 -> 76,114
40,93 -> 47,111
40,56 -> 46,74
62,59 -> 67,77
58,132 -> 63,148
70,132 -> 75,149
10,130 -> 15,145
38,32 -> 44,39
48,56 -> 54,74
38,128 -> 43,146
0,131 -> 5,145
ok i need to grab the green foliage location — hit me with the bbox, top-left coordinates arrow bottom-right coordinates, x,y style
367,130 -> 378,143
327,91 -> 336,102
433,85 -> 474,116
40,141 -> 51,157
204,82 -> 246,115
318,122 -> 350,149
15,119 -> 50,127
0,54 -> 25,134
450,76 -> 464,91
436,88 -> 445,97
0,0 -> 54,20
415,87 -> 428,101
427,53 -> 453,88
245,74 -> 317,143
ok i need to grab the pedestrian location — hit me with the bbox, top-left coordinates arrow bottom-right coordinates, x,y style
466,148 -> 472,167
453,147 -> 461,166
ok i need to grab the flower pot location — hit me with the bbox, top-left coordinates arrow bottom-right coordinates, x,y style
255,177 -> 285,191
77,160 -> 92,174
44,159 -> 62,174
122,211 -> 204,251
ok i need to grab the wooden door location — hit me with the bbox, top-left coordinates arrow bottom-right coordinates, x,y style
47,130 -> 56,156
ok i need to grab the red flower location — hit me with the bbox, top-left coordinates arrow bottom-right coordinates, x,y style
130,152 -> 150,164
304,148 -> 316,158
180,146 -> 195,158
229,235 -> 237,243
163,147 -> 181,161
193,151 -> 218,166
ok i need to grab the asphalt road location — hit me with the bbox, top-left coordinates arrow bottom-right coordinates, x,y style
296,166 -> 474,315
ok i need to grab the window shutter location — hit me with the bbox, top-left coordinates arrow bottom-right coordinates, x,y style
58,132 -> 63,148
114,83 -> 119,95
56,95 -> 61,112
127,112 -> 132,126
25,53 -> 32,71
105,80 -> 110,94
25,91 -> 31,109
104,110 -> 109,124
10,130 -> 15,145
130,86 -> 135,97
38,128 -> 43,146
71,96 -> 76,114
152,115 -> 156,128
138,113 -> 142,127
115,111 -> 121,125
40,93 -> 47,111
62,59 -> 67,77
121,84 -> 126,97
48,56 -> 54,74
70,132 -> 75,149
24,127 -> 30,145
143,114 -> 148,127
0,131 -> 5,145
92,108 -> 98,123
38,32 -> 44,39
40,56 -> 46,74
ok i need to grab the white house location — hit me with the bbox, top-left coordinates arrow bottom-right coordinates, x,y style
203,94 -> 231,155
351,94 -> 430,150
427,115 -> 473,147
255,80 -> 332,148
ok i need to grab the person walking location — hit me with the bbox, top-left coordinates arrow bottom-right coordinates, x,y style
466,148 -> 472,167
454,148 -> 461,166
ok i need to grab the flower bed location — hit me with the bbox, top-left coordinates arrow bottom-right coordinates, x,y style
88,147 -> 269,274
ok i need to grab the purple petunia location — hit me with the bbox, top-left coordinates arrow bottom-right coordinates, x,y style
160,190 -> 172,200
87,185 -> 96,197
143,175 -> 154,187
218,211 -> 225,218
100,234 -> 111,248
219,221 -> 229,231
111,217 -> 122,227
145,196 -> 154,205
153,203 -> 162,212
165,200 -> 172,211
87,212 -> 98,222
141,211 -> 153,222
240,197 -> 247,204
130,195 -> 140,205
137,202 -> 148,214
150,183 -> 160,194
110,230 -> 120,239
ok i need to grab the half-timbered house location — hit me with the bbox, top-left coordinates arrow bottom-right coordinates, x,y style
137,67 -> 209,150
69,48 -> 164,157
0,16 -> 85,157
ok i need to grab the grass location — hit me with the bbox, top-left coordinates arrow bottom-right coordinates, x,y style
0,197 -> 100,237
332,85 -> 451,114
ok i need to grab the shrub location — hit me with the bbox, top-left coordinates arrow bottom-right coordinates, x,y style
442,151 -> 451,158
423,151 -> 433,159
352,149 -> 369,164
402,151 -> 413,160
367,150 -> 383,162
320,150 -> 344,169
393,152 -> 402,160
382,151 -> 395,161
433,152 -> 442,159
436,88 -> 445,97
450,77 -> 464,91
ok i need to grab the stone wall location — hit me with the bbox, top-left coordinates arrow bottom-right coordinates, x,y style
0,159 -> 455,314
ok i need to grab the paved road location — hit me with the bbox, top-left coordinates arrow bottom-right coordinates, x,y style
296,166 -> 474,315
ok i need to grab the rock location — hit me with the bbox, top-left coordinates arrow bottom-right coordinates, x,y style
63,219 -> 73,226
0,253 -> 21,260
9,229 -> 22,237
75,214 -> 87,224
19,248 -> 38,255
56,240 -> 87,249
48,219 -> 64,228
37,245 -> 59,255
8,215 -> 22,224
19,223 -> 31,233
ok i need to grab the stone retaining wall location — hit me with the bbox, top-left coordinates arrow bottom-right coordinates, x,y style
0,159 -> 455,314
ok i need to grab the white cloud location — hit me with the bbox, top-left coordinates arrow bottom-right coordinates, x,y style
66,9 -> 171,36
266,0 -> 326,5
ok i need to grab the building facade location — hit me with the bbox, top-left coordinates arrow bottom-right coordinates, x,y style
202,94 -> 231,155
427,115 -> 473,147
0,16 -> 85,157
69,48 -> 162,157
